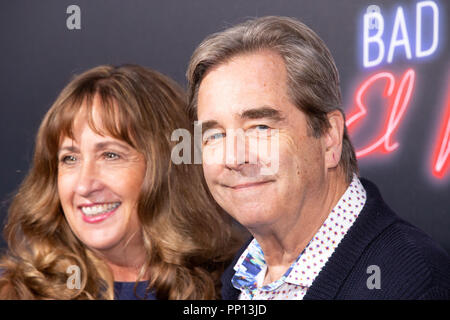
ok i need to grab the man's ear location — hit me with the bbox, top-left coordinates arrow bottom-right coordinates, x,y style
324,110 -> 345,169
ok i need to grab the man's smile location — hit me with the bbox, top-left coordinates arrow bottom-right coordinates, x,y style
224,180 -> 275,190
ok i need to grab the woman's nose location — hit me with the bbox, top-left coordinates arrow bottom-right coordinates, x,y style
75,160 -> 102,197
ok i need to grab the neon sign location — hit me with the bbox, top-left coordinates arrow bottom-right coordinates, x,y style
353,1 -> 448,179
346,69 -> 415,158
363,1 -> 440,68
431,85 -> 450,179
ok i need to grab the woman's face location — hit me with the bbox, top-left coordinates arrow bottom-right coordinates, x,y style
57,101 -> 146,256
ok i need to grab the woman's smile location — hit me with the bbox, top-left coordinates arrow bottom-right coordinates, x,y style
79,202 -> 122,223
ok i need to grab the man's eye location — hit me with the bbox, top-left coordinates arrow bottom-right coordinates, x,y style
205,132 -> 225,143
104,152 -> 120,160
247,125 -> 271,135
255,125 -> 270,130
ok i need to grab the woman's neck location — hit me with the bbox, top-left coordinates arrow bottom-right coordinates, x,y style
107,262 -> 146,282
96,232 -> 148,282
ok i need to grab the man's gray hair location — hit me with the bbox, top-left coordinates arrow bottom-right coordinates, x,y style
187,16 -> 358,183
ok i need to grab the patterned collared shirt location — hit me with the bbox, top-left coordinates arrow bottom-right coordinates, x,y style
231,175 -> 367,300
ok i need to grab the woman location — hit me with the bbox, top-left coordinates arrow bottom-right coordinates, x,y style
0,65 -> 241,299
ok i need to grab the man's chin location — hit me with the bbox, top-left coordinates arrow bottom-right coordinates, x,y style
227,209 -> 276,231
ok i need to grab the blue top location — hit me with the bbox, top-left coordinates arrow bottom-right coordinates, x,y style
113,281 -> 157,300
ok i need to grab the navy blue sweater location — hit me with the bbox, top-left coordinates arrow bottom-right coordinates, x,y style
221,178 -> 450,299
114,281 -> 156,300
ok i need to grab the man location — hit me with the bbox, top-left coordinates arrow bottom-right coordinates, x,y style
186,16 -> 450,299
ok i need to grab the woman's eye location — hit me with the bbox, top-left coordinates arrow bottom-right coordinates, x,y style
61,155 -> 77,164
104,152 -> 120,160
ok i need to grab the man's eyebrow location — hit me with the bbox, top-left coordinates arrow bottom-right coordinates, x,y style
239,106 -> 285,121
199,120 -> 220,133
198,106 -> 284,132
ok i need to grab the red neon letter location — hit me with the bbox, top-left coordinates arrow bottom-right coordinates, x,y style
347,69 -> 416,158
431,84 -> 450,179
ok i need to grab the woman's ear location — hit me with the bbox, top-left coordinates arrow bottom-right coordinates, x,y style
324,110 -> 345,169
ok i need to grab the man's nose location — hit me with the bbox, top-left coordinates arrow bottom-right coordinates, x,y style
224,130 -> 255,171
75,160 -> 102,197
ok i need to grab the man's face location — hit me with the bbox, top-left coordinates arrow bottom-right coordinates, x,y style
197,51 -> 328,233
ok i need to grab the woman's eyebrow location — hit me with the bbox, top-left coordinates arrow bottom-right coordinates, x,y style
94,141 -> 132,152
58,145 -> 79,156
58,141 -> 132,156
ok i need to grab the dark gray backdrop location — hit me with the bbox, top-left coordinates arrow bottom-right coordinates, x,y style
1,0 -> 449,253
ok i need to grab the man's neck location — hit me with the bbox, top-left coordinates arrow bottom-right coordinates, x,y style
252,171 -> 349,285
